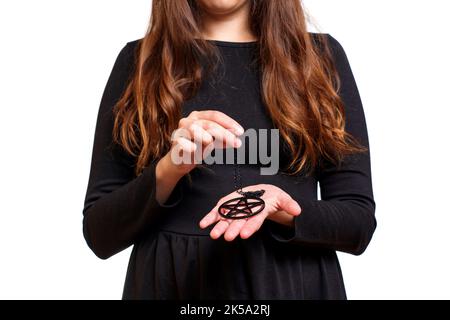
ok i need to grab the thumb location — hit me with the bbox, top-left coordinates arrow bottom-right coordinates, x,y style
277,192 -> 302,216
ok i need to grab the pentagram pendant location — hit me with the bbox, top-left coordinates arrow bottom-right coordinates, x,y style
218,190 -> 266,220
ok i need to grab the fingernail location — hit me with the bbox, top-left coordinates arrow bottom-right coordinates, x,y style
235,138 -> 242,148
204,135 -> 213,144
234,126 -> 244,135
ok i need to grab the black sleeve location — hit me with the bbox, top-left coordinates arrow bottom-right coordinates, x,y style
82,41 -> 183,260
265,34 -> 377,255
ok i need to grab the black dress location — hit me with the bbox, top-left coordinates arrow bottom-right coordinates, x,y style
82,34 -> 376,300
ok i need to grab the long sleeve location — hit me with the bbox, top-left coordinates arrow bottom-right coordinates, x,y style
265,34 -> 377,255
82,41 -> 183,260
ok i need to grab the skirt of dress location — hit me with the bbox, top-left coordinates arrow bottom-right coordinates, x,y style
121,225 -> 347,300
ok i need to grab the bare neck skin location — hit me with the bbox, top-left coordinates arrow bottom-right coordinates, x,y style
198,1 -> 257,42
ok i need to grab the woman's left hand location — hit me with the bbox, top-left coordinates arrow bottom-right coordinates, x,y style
199,184 -> 302,241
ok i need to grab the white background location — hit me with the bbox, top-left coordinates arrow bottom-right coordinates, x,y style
0,0 -> 449,300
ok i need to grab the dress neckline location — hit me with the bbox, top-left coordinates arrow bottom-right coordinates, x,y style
205,39 -> 258,48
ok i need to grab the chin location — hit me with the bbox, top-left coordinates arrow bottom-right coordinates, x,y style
196,0 -> 248,15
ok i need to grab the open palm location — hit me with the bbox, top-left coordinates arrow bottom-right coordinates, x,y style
199,184 -> 302,241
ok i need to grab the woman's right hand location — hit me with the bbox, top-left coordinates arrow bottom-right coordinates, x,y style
155,110 -> 244,204
166,110 -> 244,176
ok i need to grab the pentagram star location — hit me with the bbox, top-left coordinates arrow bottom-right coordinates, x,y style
218,195 -> 265,220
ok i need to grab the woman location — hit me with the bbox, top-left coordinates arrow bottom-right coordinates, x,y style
83,0 -> 376,299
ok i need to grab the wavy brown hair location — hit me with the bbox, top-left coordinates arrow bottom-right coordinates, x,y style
112,0 -> 366,177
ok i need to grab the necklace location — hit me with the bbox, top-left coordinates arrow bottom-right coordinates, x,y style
218,149 -> 266,220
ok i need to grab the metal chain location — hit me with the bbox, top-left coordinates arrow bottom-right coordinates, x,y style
233,148 -> 244,195
233,145 -> 265,198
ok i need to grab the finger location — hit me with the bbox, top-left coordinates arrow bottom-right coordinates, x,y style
172,127 -> 192,141
210,220 -> 231,239
240,211 -> 269,239
277,193 -> 302,216
175,137 -> 197,153
199,204 -> 220,229
224,219 -> 247,242
194,110 -> 244,135
199,120 -> 242,148
178,117 -> 192,129
188,123 -> 214,145
202,141 -> 215,158
186,123 -> 213,163
171,137 -> 197,165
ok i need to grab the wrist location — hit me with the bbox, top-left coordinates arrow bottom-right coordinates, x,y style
156,153 -> 189,184
268,211 -> 296,228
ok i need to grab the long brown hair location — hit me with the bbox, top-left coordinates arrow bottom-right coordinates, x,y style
113,0 -> 366,177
